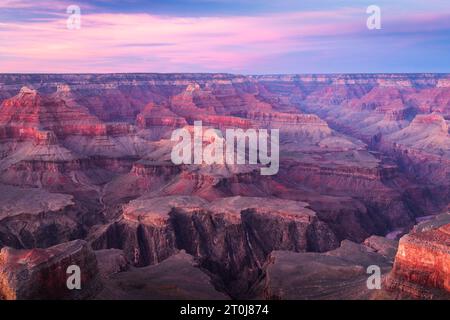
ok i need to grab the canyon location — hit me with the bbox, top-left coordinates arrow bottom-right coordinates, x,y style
0,73 -> 448,299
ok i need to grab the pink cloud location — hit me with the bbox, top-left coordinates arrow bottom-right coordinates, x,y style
0,9 -> 362,73
0,8 -> 449,73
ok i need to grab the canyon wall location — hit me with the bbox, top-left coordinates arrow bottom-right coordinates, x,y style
0,73 -> 448,299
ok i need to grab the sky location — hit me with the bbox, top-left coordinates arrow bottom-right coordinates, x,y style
0,0 -> 449,74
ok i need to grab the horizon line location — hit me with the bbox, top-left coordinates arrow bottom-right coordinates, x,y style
1,72 -> 450,76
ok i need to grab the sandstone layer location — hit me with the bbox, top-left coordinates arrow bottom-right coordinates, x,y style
0,73 -> 448,299
90,195 -> 338,298
386,213 -> 450,299
0,240 -> 102,300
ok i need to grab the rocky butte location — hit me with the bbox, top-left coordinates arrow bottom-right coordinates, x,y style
386,213 -> 450,299
0,73 -> 448,300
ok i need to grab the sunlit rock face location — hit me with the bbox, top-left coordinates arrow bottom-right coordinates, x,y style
0,240 -> 102,300
0,73 -> 448,299
386,213 -> 450,299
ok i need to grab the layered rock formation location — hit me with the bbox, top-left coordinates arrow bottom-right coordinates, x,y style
90,195 -> 337,298
0,184 -> 91,249
0,86 -> 103,140
0,73 -> 448,299
255,74 -> 450,197
0,240 -> 102,300
386,213 -> 450,299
